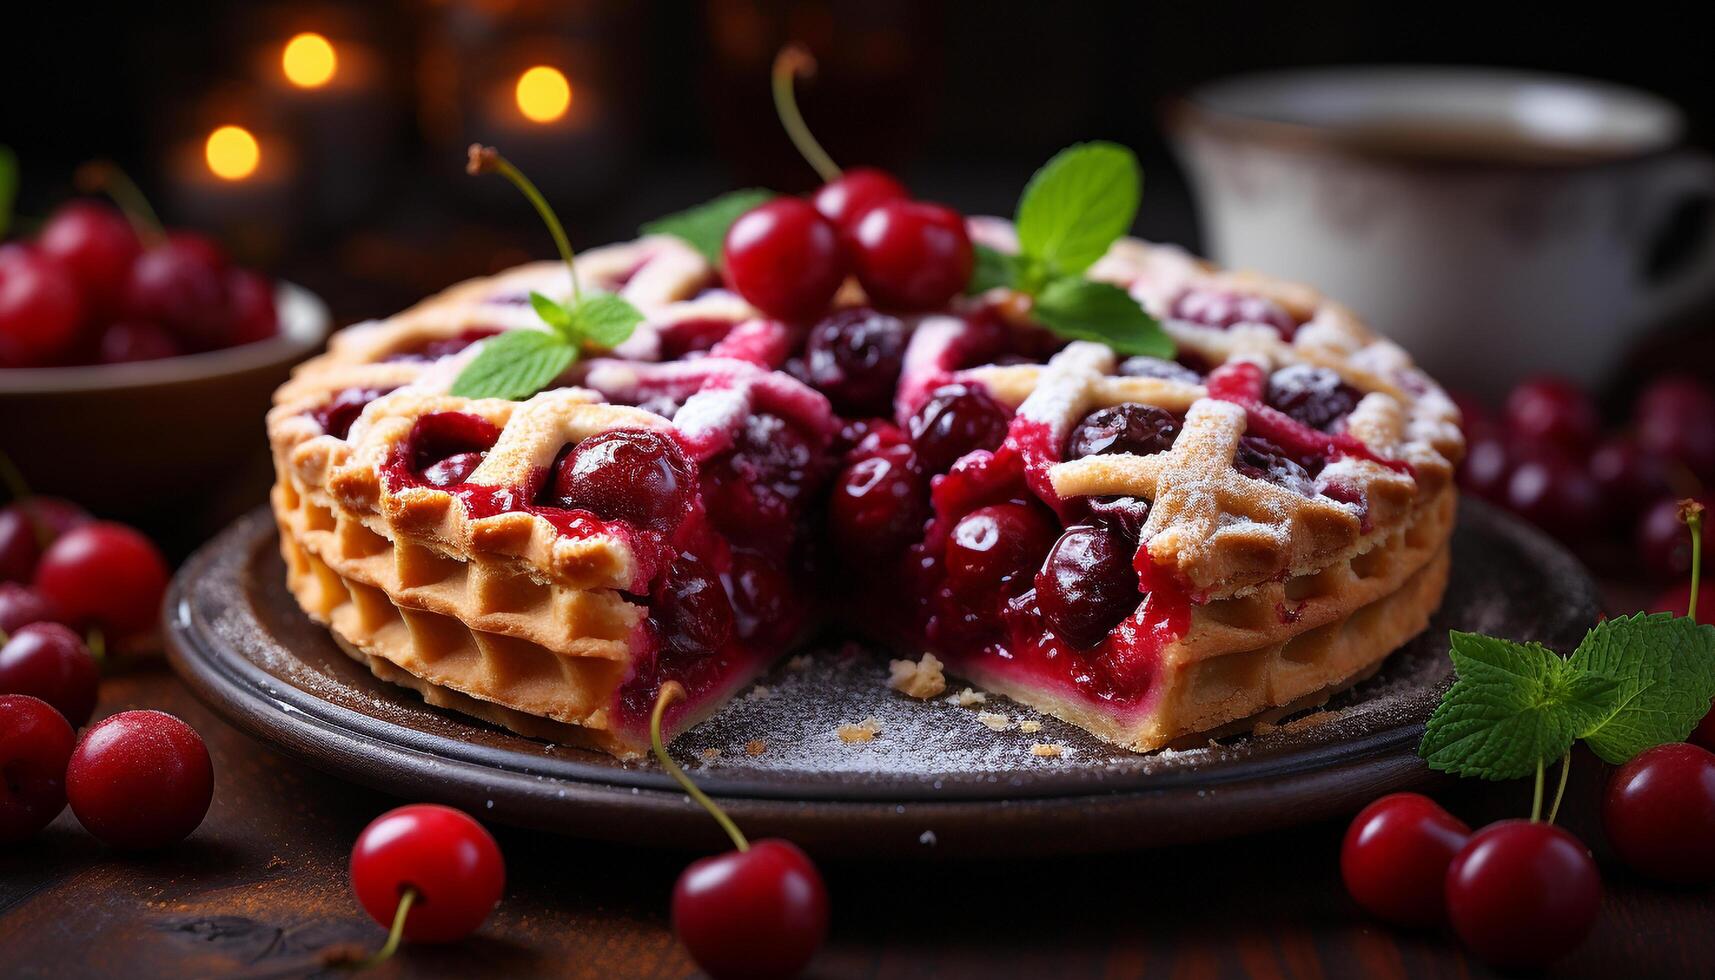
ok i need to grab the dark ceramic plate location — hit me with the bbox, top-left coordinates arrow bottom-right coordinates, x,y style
164,501 -> 1596,857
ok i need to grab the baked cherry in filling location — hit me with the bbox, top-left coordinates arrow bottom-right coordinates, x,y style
311,386 -> 398,440
944,503 -> 1057,608
1266,364 -> 1361,432
547,429 -> 694,533
1116,355 -> 1202,384
405,412 -> 501,487
1171,287 -> 1299,339
1034,523 -> 1142,649
907,383 -> 1010,474
803,307 -> 907,415
701,413 -> 826,550
384,327 -> 502,363
829,443 -> 929,563
1065,403 -> 1182,460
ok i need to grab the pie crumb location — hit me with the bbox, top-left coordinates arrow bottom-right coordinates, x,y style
744,739 -> 767,756
955,687 -> 987,707
837,717 -> 884,743
1030,742 -> 1064,758
701,748 -> 721,759
747,685 -> 772,700
887,653 -> 947,699
977,712 -> 1012,732
1278,710 -> 1339,734
786,654 -> 813,671
1018,719 -> 1042,733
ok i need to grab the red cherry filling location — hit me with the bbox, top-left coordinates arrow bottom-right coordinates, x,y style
803,307 -> 907,414
847,200 -> 973,313
547,429 -> 694,534
727,550 -> 803,648
384,327 -> 503,363
1234,435 -> 1316,493
1116,355 -> 1203,384
1034,523 -> 1140,648
652,553 -> 735,658
722,199 -> 845,322
1084,495 -> 1152,540
1170,287 -> 1298,339
311,386 -> 399,440
812,166 -> 908,228
828,444 -> 928,562
657,318 -> 738,360
1065,403 -> 1181,460
907,383 -> 1010,474
405,412 -> 502,488
1265,364 -> 1361,433
702,413 -> 824,549
945,503 -> 1057,608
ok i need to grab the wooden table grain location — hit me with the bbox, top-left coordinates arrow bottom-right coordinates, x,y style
3,663 -> 1711,979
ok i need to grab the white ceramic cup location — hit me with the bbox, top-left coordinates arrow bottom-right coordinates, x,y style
1169,67 -> 1715,398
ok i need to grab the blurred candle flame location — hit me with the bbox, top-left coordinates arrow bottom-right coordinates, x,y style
515,65 -> 571,124
205,125 -> 261,180
282,32 -> 338,89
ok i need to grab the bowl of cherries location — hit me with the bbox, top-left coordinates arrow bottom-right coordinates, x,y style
0,180 -> 330,514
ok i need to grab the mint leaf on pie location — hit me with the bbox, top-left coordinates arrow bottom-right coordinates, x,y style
1015,141 -> 1141,278
1568,612 -> 1715,764
966,243 -> 1019,295
642,189 -> 776,265
450,330 -> 576,401
1419,632 -> 1621,781
1032,277 -> 1172,358
569,292 -> 645,349
528,291 -> 574,334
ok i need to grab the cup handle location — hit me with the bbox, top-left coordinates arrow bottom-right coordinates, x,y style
1632,151 -> 1715,326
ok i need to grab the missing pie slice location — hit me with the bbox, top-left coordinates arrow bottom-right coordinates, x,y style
268,226 -> 1463,757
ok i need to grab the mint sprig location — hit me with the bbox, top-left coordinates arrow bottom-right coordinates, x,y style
971,142 -> 1172,358
453,146 -> 644,402
1569,613 -> 1715,763
641,188 -> 775,265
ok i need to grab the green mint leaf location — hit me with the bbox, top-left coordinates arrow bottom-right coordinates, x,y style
450,329 -> 576,401
1568,612 -> 1715,764
568,292 -> 644,350
966,244 -> 1019,295
641,188 -> 775,265
1014,141 -> 1141,278
528,291 -> 574,335
1419,632 -> 1622,781
1032,277 -> 1173,358
0,146 -> 16,239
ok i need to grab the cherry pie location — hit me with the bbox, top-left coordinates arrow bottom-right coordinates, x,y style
269,223 -> 1463,756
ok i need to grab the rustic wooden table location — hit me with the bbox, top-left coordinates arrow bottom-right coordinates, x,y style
4,661 -> 1711,979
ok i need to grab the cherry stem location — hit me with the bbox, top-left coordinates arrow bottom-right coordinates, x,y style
650,681 -> 749,852
74,161 -> 166,248
771,45 -> 842,183
0,450 -> 50,549
349,886 -> 417,970
466,145 -> 581,302
1547,751 -> 1571,825
1682,499 -> 1705,620
1529,756 -> 1546,823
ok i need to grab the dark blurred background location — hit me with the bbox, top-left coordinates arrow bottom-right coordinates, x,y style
5,0 -> 1713,324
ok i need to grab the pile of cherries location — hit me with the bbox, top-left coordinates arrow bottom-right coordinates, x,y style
0,494 -> 218,850
0,192 -> 278,368
1457,373 -> 1714,607
1344,733 -> 1715,969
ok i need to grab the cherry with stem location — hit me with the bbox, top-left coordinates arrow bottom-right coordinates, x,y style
467,145 -> 582,303
771,46 -> 841,185
74,161 -> 166,247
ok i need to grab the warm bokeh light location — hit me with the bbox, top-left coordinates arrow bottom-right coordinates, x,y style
282,32 -> 338,88
515,65 -> 572,123
205,125 -> 261,180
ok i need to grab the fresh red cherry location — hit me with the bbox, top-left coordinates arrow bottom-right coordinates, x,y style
66,709 -> 212,849
0,583 -> 63,634
907,383 -> 1010,474
1503,450 -> 1602,540
847,199 -> 973,313
1266,365 -> 1361,432
722,199 -> 845,322
549,429 -> 694,533
1444,820 -> 1600,969
1340,792 -> 1470,928
97,320 -> 181,363
0,623 -> 99,727
0,497 -> 92,583
0,694 -> 77,843
1035,524 -> 1140,648
123,238 -> 234,351
803,306 -> 908,414
0,249 -> 85,367
828,444 -> 928,562
673,838 -> 829,980
1636,496 -> 1712,579
33,522 -> 170,638
945,503 -> 1058,606
1635,375 -> 1715,481
1588,434 -> 1674,518
37,202 -> 141,313
1066,403 -> 1182,460
350,803 -> 505,943
226,268 -> 279,346
812,167 -> 908,229
1504,376 -> 1599,455
1602,742 -> 1715,884
1457,430 -> 1512,502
